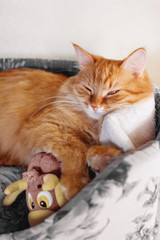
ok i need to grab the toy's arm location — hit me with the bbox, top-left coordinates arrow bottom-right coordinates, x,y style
3,179 -> 27,206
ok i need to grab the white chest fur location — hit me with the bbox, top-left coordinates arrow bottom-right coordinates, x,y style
100,96 -> 155,152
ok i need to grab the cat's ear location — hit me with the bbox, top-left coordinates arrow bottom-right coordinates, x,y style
73,43 -> 94,69
121,48 -> 146,77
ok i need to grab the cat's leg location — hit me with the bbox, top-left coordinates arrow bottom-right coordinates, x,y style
0,155 -> 20,166
86,144 -> 123,173
51,138 -> 90,200
60,156 -> 90,200
24,126 -> 90,200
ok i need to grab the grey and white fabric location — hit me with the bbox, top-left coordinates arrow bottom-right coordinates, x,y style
0,59 -> 160,240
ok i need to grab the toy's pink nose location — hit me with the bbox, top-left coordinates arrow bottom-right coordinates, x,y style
91,104 -> 98,111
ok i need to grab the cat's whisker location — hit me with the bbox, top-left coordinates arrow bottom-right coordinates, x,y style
40,106 -> 64,117
37,103 -> 80,117
1,96 -> 71,107
28,96 -> 71,107
106,103 -> 131,112
31,100 -> 80,117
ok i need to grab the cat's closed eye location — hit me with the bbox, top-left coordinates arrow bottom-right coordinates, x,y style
83,84 -> 93,94
107,90 -> 119,96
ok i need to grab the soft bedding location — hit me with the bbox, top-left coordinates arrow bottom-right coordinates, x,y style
0,59 -> 160,240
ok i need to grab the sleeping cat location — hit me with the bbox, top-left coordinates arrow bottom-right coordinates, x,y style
0,44 -> 154,199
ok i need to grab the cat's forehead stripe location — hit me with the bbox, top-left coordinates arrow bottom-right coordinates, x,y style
94,59 -> 118,86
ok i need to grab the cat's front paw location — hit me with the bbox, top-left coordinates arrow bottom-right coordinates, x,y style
86,145 -> 122,173
60,174 -> 90,200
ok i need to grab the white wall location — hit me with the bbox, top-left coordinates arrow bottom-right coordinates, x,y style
0,0 -> 160,85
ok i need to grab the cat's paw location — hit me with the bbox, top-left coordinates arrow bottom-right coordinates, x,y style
86,145 -> 122,173
60,174 -> 90,200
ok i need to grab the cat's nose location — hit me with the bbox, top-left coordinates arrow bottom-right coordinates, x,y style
91,104 -> 98,111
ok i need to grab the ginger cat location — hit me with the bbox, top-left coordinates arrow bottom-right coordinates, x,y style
0,44 -> 154,199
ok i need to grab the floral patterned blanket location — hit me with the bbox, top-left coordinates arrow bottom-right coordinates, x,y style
0,59 -> 160,240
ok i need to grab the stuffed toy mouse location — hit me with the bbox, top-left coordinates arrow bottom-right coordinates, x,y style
3,152 -> 68,227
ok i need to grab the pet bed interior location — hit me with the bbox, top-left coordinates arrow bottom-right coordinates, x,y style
0,58 -> 160,240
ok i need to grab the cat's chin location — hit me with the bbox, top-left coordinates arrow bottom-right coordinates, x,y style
84,107 -> 107,120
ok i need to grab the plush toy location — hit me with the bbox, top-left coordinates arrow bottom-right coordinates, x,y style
3,153 -> 68,227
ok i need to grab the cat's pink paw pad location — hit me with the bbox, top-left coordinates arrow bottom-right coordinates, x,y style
87,154 -> 112,173
103,155 -> 111,161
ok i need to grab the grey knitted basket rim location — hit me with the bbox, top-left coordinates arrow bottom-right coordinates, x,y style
0,58 -> 79,76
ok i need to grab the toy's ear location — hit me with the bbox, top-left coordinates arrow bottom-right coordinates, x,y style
42,174 -> 59,191
3,179 -> 27,206
73,43 -> 94,70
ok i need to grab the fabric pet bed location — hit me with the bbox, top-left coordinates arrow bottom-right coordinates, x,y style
0,59 -> 160,240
